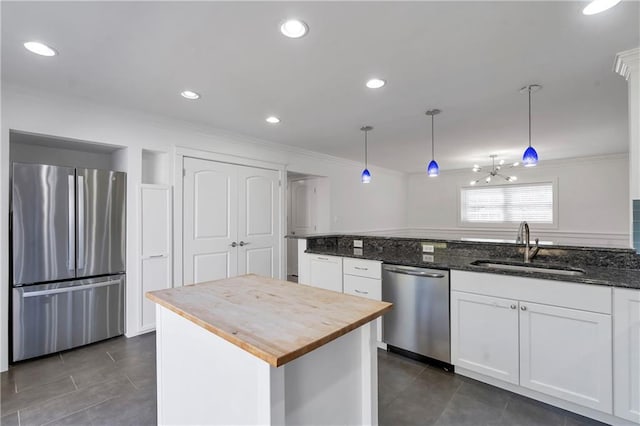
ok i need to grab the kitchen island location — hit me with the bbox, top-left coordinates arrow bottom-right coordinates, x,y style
146,274 -> 392,426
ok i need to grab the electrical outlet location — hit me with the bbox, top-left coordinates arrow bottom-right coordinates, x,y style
353,240 -> 363,248
353,248 -> 363,256
422,244 -> 435,253
423,254 -> 434,262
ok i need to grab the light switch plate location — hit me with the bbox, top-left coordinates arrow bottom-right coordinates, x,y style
423,254 -> 434,262
422,244 -> 435,253
353,248 -> 363,256
353,240 -> 363,248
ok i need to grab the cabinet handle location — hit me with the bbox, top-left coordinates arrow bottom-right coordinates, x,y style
354,267 -> 368,271
239,241 -> 249,247
521,305 -> 527,311
149,254 -> 165,258
230,242 -> 238,248
355,289 -> 369,295
317,257 -> 329,260
510,304 -> 517,309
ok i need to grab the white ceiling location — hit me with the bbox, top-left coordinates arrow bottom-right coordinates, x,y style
2,1 -> 638,172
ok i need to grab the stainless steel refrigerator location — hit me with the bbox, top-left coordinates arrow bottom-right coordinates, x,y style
11,162 -> 126,361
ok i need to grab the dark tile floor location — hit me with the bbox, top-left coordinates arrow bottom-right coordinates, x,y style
1,333 -> 607,426
1,333 -> 156,426
378,350 -> 607,426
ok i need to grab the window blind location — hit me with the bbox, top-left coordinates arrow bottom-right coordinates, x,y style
460,182 -> 554,224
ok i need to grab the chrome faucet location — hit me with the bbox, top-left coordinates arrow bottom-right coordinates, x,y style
516,221 -> 539,263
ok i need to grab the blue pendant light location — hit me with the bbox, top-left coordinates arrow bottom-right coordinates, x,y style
425,109 -> 441,177
521,84 -> 541,167
360,126 -> 373,183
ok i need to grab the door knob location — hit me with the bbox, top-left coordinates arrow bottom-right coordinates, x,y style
521,305 -> 527,311
230,242 -> 237,248
239,241 -> 249,247
510,304 -> 517,309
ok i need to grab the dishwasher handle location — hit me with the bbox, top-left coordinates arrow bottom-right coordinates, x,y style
384,267 -> 445,278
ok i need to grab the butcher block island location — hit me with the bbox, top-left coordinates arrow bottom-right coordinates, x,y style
146,274 -> 392,426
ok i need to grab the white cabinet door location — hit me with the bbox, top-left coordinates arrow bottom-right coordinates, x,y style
307,255 -> 342,293
140,184 -> 172,330
183,158 -> 238,285
237,166 -> 280,278
451,291 -> 519,384
344,274 -> 382,342
614,288 -> 640,424
519,301 -> 612,413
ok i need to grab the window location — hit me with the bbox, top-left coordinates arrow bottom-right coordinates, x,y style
460,182 -> 555,225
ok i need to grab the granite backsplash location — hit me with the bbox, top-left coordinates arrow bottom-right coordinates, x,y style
305,235 -> 640,270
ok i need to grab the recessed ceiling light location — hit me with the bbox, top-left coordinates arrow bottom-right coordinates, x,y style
366,78 -> 386,89
266,116 -> 281,124
583,0 -> 622,15
181,90 -> 200,100
23,41 -> 57,57
280,19 -> 308,38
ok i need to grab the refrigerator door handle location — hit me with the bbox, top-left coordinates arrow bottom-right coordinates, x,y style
22,279 -> 122,298
68,175 -> 75,271
77,175 -> 85,270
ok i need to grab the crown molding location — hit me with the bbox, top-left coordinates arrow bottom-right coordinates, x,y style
614,47 -> 640,80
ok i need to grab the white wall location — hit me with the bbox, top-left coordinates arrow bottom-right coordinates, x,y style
407,154 -> 630,247
0,84 -> 408,371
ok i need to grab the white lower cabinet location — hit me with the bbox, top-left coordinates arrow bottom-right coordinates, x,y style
451,270 -> 614,418
519,302 -> 612,413
344,270 -> 383,344
305,254 -> 343,292
451,291 -> 519,384
614,288 -> 640,424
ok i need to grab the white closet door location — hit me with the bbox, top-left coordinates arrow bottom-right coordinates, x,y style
183,157 -> 238,285
237,165 -> 280,278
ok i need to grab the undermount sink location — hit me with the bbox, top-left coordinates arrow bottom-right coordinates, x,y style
470,260 -> 586,277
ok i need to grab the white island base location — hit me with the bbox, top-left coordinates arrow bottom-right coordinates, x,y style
156,306 -> 379,426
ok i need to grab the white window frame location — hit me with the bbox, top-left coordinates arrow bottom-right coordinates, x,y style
457,178 -> 559,229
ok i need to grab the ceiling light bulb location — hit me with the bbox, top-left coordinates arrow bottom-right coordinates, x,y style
280,19 -> 308,38
366,78 -> 386,89
486,176 -> 491,183
510,176 -> 518,181
513,162 -> 520,167
23,41 -> 57,57
266,116 -> 280,124
470,180 -> 477,186
499,159 -> 505,165
583,0 -> 622,15
181,90 -> 200,100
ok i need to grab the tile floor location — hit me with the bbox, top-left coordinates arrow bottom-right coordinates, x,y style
1,333 -> 606,426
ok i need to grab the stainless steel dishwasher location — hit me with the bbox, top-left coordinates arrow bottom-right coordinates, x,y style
382,264 -> 450,364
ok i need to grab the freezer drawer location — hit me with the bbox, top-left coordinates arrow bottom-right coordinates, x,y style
12,275 -> 125,362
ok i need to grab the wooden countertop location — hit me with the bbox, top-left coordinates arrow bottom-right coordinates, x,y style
146,274 -> 392,367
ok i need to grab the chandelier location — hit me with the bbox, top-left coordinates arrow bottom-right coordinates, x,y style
470,155 -> 519,185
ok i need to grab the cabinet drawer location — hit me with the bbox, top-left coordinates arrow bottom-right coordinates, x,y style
343,258 -> 381,279
344,275 -> 381,301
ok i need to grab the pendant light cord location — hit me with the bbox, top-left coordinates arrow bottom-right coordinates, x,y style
364,129 -> 368,169
528,86 -> 532,148
431,114 -> 435,160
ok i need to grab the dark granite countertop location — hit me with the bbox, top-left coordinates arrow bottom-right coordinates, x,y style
304,246 -> 640,290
